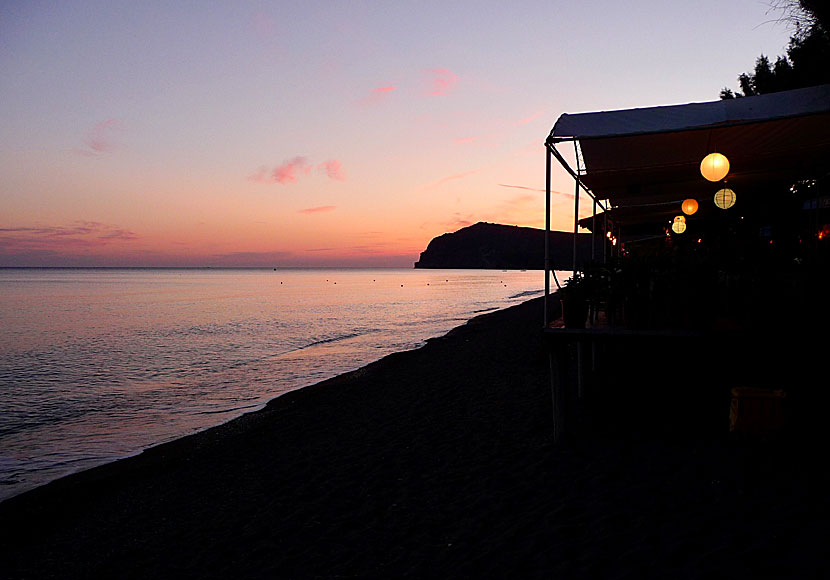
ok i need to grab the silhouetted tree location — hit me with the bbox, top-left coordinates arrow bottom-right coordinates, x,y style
720,0 -> 829,98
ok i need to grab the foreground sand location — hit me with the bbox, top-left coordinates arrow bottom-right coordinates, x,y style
1,296 -> 827,578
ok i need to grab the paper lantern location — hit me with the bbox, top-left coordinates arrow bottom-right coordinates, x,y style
671,221 -> 687,234
700,153 -> 729,182
682,198 -> 699,215
673,215 -> 686,223
714,188 -> 736,209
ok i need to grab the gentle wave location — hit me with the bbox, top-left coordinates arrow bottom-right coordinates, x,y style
0,268 -> 547,501
508,289 -> 544,299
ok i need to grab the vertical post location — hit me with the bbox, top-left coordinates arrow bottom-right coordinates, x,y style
545,144 -> 551,325
592,198 -> 597,262
549,349 -> 566,443
573,142 -> 580,274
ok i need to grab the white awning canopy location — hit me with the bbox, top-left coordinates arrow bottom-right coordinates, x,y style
547,84 -> 830,208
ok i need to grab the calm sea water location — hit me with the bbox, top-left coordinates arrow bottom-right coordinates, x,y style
0,268 -> 557,502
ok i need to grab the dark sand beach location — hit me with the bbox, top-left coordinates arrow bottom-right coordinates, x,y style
1,296 -> 827,578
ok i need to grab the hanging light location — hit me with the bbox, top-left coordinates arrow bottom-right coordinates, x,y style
671,221 -> 687,234
700,153 -> 730,182
714,188 -> 736,209
682,198 -> 699,215
673,215 -> 686,223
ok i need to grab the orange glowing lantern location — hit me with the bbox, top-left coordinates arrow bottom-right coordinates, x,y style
682,198 -> 699,215
700,153 -> 730,182
671,221 -> 687,234
674,215 -> 686,223
714,188 -> 736,209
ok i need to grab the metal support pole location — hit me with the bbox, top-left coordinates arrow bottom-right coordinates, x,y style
549,349 -> 566,443
592,198 -> 597,262
573,142 -> 580,274
545,145 -> 551,325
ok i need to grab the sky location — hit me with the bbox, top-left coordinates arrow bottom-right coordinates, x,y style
0,1 -> 794,267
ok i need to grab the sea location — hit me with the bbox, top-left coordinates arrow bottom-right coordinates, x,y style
0,267 -> 561,502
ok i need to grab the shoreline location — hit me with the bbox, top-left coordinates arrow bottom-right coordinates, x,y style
0,270 -> 545,504
0,297 -> 530,504
2,295 -> 828,578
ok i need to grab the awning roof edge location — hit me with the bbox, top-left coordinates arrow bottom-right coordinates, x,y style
548,84 -> 830,142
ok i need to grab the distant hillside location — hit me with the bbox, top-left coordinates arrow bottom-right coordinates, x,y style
414,222 -> 592,270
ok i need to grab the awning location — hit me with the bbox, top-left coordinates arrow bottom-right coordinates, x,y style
548,84 -> 830,207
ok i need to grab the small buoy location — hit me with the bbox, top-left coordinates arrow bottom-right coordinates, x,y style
401,284 -> 404,287
334,282 -> 337,284
280,281 -> 283,284
427,283 -> 429,286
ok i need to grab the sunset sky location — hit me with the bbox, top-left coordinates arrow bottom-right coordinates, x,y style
1,1 -> 793,267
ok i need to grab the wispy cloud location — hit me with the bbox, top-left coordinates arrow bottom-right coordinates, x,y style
0,221 -> 140,256
518,111 -> 543,125
442,212 -> 475,229
250,157 -> 345,185
317,159 -> 345,181
425,68 -> 458,96
80,119 -> 125,155
422,168 -> 480,190
498,183 -> 573,198
298,205 -> 336,214
273,156 -> 311,184
358,85 -> 397,107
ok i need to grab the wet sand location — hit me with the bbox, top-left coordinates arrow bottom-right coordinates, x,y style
1,296 -> 827,578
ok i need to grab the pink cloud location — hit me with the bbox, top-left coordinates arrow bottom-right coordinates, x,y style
250,157 -> 345,185
358,85 -> 397,107
84,119 -> 125,154
317,159 -> 346,181
425,68 -> 458,96
298,205 -> 337,214
455,137 -> 477,145
273,156 -> 311,184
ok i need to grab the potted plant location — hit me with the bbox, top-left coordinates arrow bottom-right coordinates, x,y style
559,273 -> 589,328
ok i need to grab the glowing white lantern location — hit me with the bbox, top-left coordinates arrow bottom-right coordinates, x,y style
700,153 -> 730,182
714,188 -> 736,209
682,199 -> 699,215
671,221 -> 687,234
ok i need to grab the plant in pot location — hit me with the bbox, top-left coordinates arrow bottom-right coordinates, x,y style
559,273 -> 589,328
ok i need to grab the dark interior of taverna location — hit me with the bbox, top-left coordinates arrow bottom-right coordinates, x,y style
542,84 -> 830,442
